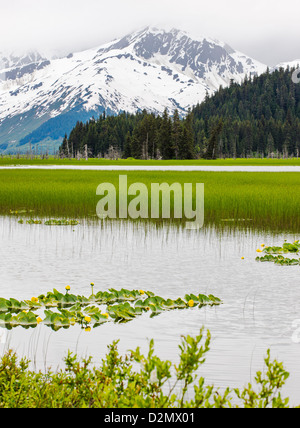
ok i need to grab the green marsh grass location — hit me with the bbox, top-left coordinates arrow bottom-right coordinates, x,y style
1,170 -> 300,231
2,157 -> 300,166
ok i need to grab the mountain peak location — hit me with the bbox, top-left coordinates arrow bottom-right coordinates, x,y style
99,25 -> 266,82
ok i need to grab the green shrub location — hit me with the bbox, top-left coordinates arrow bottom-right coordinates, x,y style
0,329 -> 293,408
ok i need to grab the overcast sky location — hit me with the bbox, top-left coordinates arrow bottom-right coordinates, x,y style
0,0 -> 299,66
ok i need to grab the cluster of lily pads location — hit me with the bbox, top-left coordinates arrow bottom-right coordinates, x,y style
9,209 -> 34,215
18,219 -> 42,225
0,286 -> 222,331
10,209 -> 79,226
17,218 -> 79,226
256,240 -> 300,266
44,219 -> 79,226
256,254 -> 300,266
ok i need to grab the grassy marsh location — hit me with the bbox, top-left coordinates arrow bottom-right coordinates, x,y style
2,157 -> 300,166
1,169 -> 300,231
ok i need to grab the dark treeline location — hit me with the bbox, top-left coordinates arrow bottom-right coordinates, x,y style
60,109 -> 195,160
60,67 -> 300,159
193,67 -> 300,158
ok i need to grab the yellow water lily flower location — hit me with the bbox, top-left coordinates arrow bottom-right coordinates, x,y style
256,249 -> 263,253
261,244 -> 265,248
139,290 -> 145,295
90,282 -> 95,296
65,285 -> 71,291
103,313 -> 109,318
188,300 -> 195,307
37,317 -> 43,324
85,327 -> 91,332
84,316 -> 91,323
31,297 -> 39,303
241,257 -> 245,260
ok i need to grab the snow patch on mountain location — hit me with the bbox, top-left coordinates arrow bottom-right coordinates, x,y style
275,60 -> 300,70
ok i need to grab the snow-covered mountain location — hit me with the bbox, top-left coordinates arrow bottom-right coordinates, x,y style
0,27 -> 267,153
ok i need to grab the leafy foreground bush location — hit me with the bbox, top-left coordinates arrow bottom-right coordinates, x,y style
0,328 -> 294,408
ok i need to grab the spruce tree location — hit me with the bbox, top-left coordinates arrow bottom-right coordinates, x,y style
179,110 -> 195,159
171,109 -> 182,160
131,130 -> 142,159
123,132 -> 132,158
203,119 -> 223,160
60,134 -> 69,158
159,108 -> 174,160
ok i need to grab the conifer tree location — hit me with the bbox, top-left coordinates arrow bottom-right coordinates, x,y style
158,108 -> 174,160
123,132 -> 132,158
172,109 -> 182,159
179,110 -> 195,159
203,119 -> 223,160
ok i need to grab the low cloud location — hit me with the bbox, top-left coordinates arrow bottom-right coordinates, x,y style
0,0 -> 299,66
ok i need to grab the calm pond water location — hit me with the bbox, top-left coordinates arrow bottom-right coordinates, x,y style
1,216 -> 300,405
